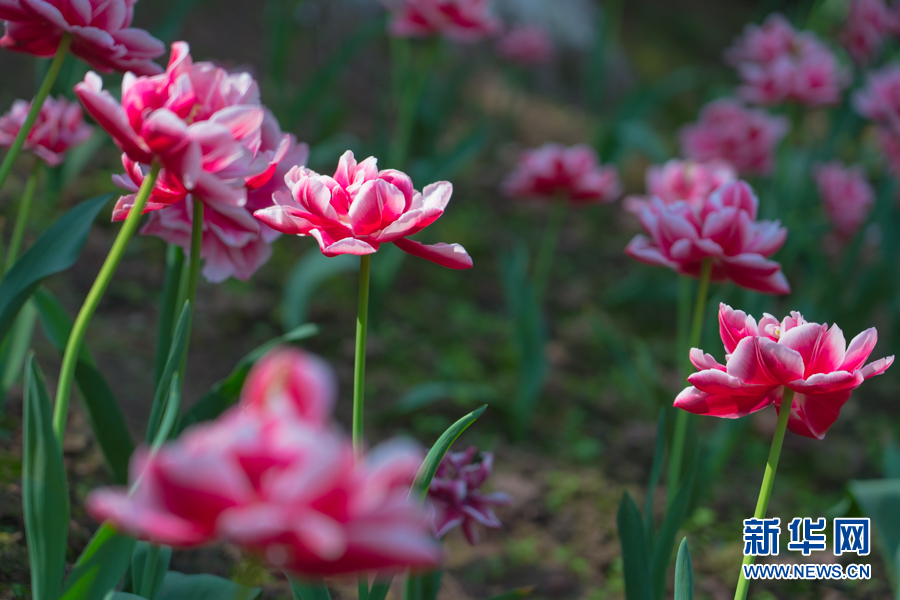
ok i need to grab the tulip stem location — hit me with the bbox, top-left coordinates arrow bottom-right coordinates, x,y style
667,258 -> 712,506
734,388 -> 795,600
352,254 -> 371,454
4,160 -> 41,274
0,33 -> 72,201
52,162 -> 161,444
388,37 -> 439,169
532,198 -> 566,304
173,198 -> 204,381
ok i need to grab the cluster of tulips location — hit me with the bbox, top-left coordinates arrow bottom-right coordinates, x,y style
0,0 -> 898,599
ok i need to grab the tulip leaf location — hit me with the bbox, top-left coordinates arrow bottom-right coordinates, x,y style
650,461 -> 696,600
484,587 -> 535,600
617,492 -> 653,600
103,594 -> 145,600
61,524 -> 135,600
394,381 -> 500,414
178,323 -> 318,432
33,287 -> 134,484
281,250 -> 358,332
146,301 -> 190,444
0,194 -> 109,342
644,409 -> 666,549
674,538 -> 694,600
132,542 -> 172,600
411,405 -> 487,501
22,353 -> 70,600
848,479 -> 900,584
0,299 -> 37,405
289,577 -> 332,600
404,570 -> 442,600
155,245 -> 184,386
884,439 -> 900,480
152,374 -> 182,451
157,572 -> 261,600
366,578 -> 393,600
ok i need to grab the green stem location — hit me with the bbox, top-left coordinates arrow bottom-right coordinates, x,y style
388,37 -> 439,169
667,258 -> 712,505
175,198 -> 204,379
352,254 -> 371,454
4,160 -> 41,274
52,162 -> 161,443
0,34 -> 72,199
532,198 -> 567,304
734,389 -> 795,600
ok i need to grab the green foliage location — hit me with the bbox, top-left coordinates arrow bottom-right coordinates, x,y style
61,524 -> 135,600
22,354 -> 69,600
289,577 -> 332,600
156,572 -> 261,600
281,250 -> 358,332
616,492 -> 653,600
411,405 -> 487,501
146,302 -> 191,444
674,538 -> 694,600
848,479 -> 900,591
0,300 -> 37,406
131,542 -> 173,600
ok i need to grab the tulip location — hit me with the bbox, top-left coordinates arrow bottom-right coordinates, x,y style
725,14 -> 848,107
813,161 -> 874,242
383,0 -> 500,43
86,348 -> 442,576
502,143 -> 621,205
854,65 -> 900,131
0,0 -> 164,75
0,96 -> 92,166
675,303 -> 894,439
495,25 -> 555,66
428,447 -> 512,545
254,150 -> 473,270
840,0 -> 898,64
877,126 -> 900,175
625,180 -> 790,295
623,159 -> 736,215
679,99 -> 789,176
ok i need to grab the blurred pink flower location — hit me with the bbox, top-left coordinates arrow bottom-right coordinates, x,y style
0,0 -> 164,75
502,143 -> 621,205
625,180 -> 790,295
675,303 -> 894,439
623,159 -> 736,215
680,99 -> 789,176
86,348 -> 442,576
0,96 -> 92,166
112,112 -> 307,282
726,14 -> 848,107
495,25 -> 555,65
428,447 -> 511,545
854,65 -> 900,130
383,0 -> 500,43
840,0 -> 898,64
877,126 -> 900,175
254,150 -> 473,270
813,161 -> 874,241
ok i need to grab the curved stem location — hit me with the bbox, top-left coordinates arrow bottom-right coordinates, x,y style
352,254 -> 371,454
0,34 -> 72,199
532,198 -> 567,305
52,162 -> 161,443
734,389 -> 795,600
4,160 -> 41,274
667,258 -> 712,506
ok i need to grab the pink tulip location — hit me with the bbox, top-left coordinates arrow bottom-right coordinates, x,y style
0,0 -> 164,75
428,447 -> 511,545
0,95 -> 92,166
495,25 -> 555,65
675,303 -> 894,439
726,14 -> 848,107
840,0 -> 898,64
680,99 -> 789,176
86,348 -> 442,576
813,161 -> 875,241
877,125 -> 900,175
854,65 -> 900,131
625,180 -> 790,295
623,159 -> 736,215
502,143 -> 621,205
253,150 -> 473,270
76,42 -> 289,217
383,0 -> 500,43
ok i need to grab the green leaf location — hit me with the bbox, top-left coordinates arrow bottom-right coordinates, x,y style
644,409 -> 666,549
394,382 -> 499,414
673,538 -> 693,600
103,594 -> 145,600
404,571 -> 441,600
0,299 -> 37,404
367,579 -> 392,600
848,479 -> 900,584
146,301 -> 190,444
484,587 -> 535,600
33,287 -> 134,484
650,464 -> 696,600
411,405 -> 487,501
155,245 -> 184,386
157,572 -> 261,600
289,577 -> 331,600
885,439 -> 900,480
0,194 -> 109,341
616,492 -> 653,600
281,250 -> 358,332
178,323 -> 319,432
61,524 -> 135,600
152,375 -> 181,450
22,353 -> 70,600
132,542 -> 172,600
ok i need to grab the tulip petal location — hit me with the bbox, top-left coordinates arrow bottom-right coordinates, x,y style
860,355 -> 894,379
718,302 -> 758,354
840,328 -> 878,372
780,389 -> 853,440
674,385 -> 775,418
689,348 -> 726,371
393,238 -> 473,269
